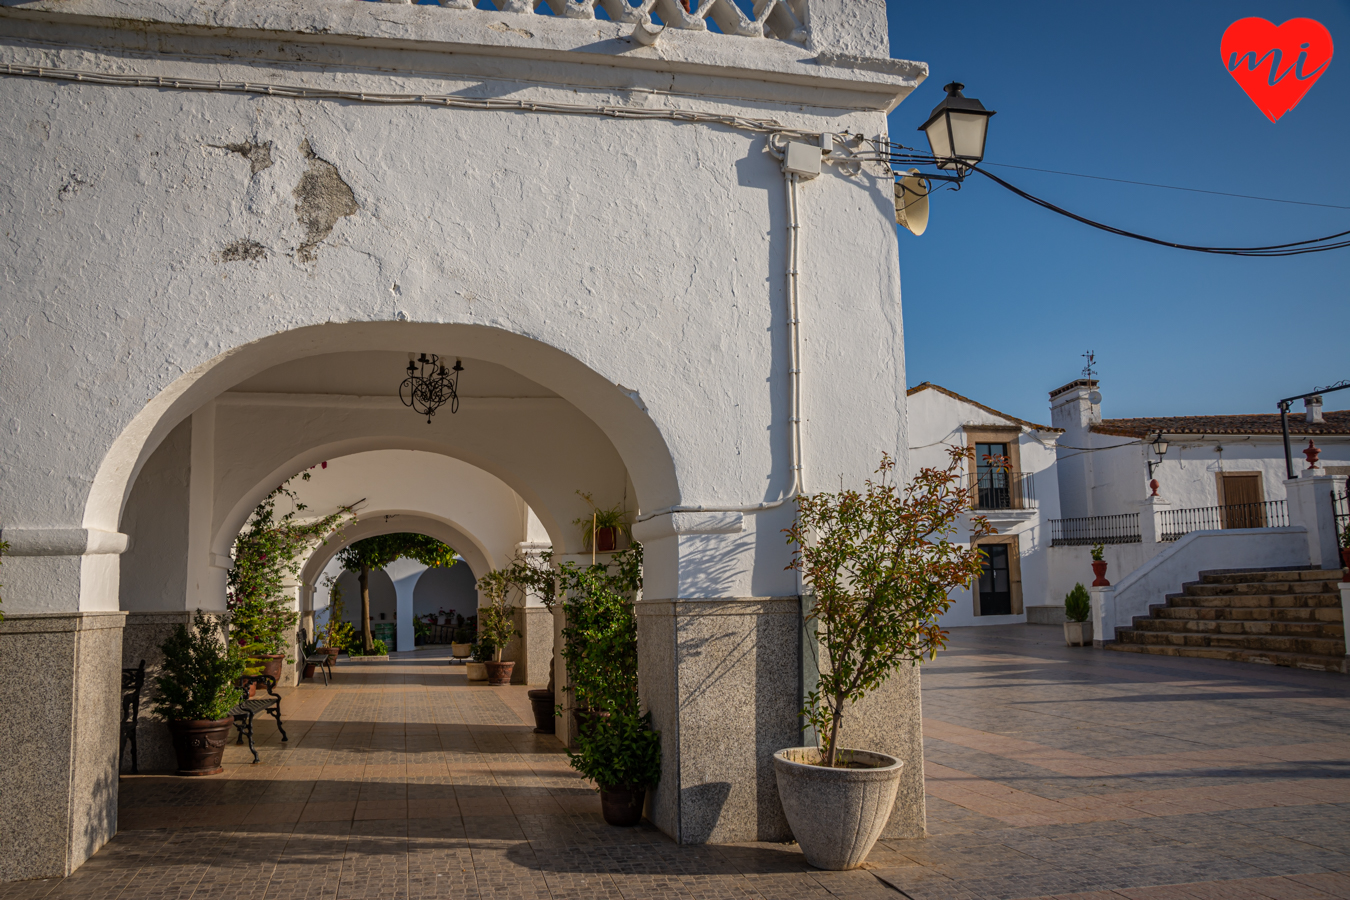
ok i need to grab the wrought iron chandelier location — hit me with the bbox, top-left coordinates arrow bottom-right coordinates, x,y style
400,354 -> 463,424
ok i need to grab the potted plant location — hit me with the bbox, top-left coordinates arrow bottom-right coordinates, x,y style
450,614 -> 473,659
476,570 -> 522,685
1063,583 -> 1093,646
413,617 -> 431,646
301,633 -> 321,679
466,642 -> 492,681
779,449 -> 990,870
571,710 -> 661,826
1090,543 -> 1110,586
153,610 -> 247,776
572,491 -> 631,553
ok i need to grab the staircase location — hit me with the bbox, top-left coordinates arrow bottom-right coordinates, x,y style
1109,568 -> 1346,673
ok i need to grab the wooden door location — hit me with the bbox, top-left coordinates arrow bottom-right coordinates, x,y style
1220,473 -> 1264,528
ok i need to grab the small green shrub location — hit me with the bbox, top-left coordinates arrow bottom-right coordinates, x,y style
371,638 -> 388,656
1065,583 -> 1091,623
1090,543 -> 1105,562
470,641 -> 495,663
153,610 -> 246,721
569,709 -> 662,790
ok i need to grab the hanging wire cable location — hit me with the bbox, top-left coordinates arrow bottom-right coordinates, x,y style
859,136 -> 1350,256
971,166 -> 1350,256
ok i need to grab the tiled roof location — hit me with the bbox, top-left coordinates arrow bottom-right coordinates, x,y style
1092,411 -> 1350,438
907,382 -> 1063,433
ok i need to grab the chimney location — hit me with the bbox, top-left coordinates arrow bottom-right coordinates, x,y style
1048,379 -> 1101,519
1305,395 -> 1324,424
1049,379 -> 1101,432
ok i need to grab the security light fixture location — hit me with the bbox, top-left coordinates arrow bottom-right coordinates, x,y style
918,82 -> 996,172
400,353 -> 463,424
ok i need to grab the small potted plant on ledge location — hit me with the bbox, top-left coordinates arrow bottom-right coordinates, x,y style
1091,543 -> 1110,586
572,491 -> 631,553
466,642 -> 492,682
154,610 -> 246,777
778,449 -> 990,870
1063,583 -> 1093,646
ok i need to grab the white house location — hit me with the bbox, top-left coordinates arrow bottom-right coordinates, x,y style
0,0 -> 932,881
905,383 -> 1062,627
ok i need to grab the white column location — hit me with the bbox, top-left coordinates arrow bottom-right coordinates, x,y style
1090,585 -> 1115,645
186,402 -> 222,611
1284,475 -> 1349,570
1138,494 -> 1169,545
384,557 -> 429,653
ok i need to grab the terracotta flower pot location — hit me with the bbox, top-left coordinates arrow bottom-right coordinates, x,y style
486,660 -> 515,686
257,654 -> 285,682
302,663 -> 316,679
1091,560 -> 1110,587
465,661 -> 488,682
325,647 -> 340,662
599,785 -> 645,827
1341,548 -> 1350,583
527,689 -> 556,734
167,719 -> 233,776
594,526 -> 618,553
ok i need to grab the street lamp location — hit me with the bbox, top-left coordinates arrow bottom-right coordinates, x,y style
1147,433 -> 1169,495
918,82 -> 997,172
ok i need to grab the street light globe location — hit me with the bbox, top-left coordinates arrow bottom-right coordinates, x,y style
919,82 -> 996,171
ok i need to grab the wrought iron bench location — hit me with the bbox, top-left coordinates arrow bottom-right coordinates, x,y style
298,627 -> 334,686
230,674 -> 287,764
120,660 -> 146,774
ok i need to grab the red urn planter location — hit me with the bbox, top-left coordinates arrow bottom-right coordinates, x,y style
485,661 -> 515,686
302,663 -> 317,680
1341,548 -> 1350,583
257,654 -> 285,682
167,719 -> 233,776
1091,560 -> 1110,587
594,526 -> 618,553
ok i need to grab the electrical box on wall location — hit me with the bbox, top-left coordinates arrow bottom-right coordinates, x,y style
782,141 -> 822,178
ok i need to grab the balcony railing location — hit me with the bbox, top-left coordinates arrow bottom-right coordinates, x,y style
1159,500 -> 1289,542
970,470 -> 1036,510
360,0 -> 808,43
1049,513 -> 1141,547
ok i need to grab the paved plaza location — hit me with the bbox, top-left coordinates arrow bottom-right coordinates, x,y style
4,627 -> 1350,900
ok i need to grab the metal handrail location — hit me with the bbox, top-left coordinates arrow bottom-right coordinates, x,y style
1049,513 -> 1141,547
1158,500 -> 1288,542
971,470 -> 1036,510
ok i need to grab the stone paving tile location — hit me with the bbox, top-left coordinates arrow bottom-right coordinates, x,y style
10,633 -> 1350,900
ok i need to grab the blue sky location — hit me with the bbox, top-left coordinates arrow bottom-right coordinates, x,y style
885,1 -> 1350,424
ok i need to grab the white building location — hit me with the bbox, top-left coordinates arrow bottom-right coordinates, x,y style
905,383 -> 1062,627
0,0 -> 933,881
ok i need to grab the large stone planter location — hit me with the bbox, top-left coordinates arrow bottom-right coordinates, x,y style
465,661 -> 488,682
772,747 -> 903,870
450,642 -> 472,658
1064,620 -> 1093,647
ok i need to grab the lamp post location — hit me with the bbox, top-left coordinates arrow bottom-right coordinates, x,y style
918,82 -> 997,173
1146,433 -> 1169,496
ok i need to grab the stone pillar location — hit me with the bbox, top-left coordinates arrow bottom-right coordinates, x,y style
1090,585 -> 1116,645
1138,494 -> 1169,545
0,528 -> 129,883
1285,475 -> 1348,570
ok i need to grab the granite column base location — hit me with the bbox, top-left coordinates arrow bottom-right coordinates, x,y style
0,611 -> 126,882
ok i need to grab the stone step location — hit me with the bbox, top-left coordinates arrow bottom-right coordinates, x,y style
1166,593 -> 1341,610
1106,641 -> 1346,674
1199,569 -> 1341,585
1131,617 -> 1344,639
1184,581 -> 1340,597
1151,605 -> 1343,624
1115,629 -> 1344,657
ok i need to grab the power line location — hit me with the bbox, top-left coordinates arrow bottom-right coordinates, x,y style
971,166 -> 1350,257
981,162 -> 1350,211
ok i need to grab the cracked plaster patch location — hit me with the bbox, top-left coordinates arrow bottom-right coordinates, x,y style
215,239 -> 268,263
487,21 -> 533,38
216,141 -> 274,176
293,139 -> 358,263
